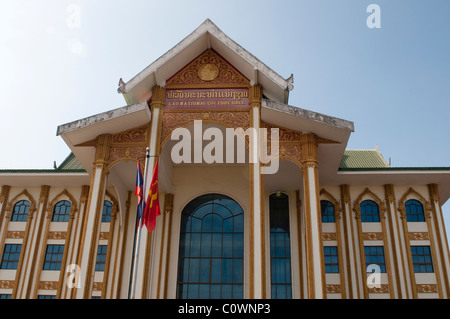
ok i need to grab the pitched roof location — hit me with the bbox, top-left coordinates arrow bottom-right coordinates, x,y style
339,149 -> 389,169
57,153 -> 86,171
118,19 -> 294,105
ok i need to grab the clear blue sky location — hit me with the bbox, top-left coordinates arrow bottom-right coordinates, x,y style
1,1 -> 449,232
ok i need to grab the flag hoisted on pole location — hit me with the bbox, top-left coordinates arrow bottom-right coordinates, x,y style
129,147 -> 152,299
135,160 -> 144,228
142,159 -> 161,232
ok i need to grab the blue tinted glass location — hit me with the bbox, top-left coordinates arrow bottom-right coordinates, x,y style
102,200 -> 112,222
411,246 -> 434,273
52,200 -> 71,222
405,200 -> 425,222
321,200 -> 335,223
11,200 -> 30,222
177,194 -> 243,299
269,193 -> 292,299
360,200 -> 380,222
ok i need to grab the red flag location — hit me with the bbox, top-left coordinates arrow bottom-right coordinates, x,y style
142,159 -> 160,232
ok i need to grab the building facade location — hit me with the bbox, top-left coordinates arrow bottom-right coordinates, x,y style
1,20 -> 450,299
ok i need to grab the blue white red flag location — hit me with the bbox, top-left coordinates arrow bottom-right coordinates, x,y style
135,160 -> 144,227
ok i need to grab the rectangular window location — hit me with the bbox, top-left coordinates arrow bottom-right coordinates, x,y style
42,245 -> 64,270
95,245 -> 108,271
269,193 -> 292,299
364,246 -> 386,273
324,246 -> 339,273
0,294 -> 12,299
411,246 -> 434,273
1,244 -> 22,269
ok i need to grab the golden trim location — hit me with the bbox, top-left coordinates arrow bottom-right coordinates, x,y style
428,184 -> 450,298
116,191 -> 132,298
340,184 -> 359,299
353,187 -> 394,299
163,194 -> 174,299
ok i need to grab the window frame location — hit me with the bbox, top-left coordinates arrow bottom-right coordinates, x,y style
52,200 -> 72,222
269,192 -> 292,299
405,199 -> 426,222
320,200 -> 335,223
10,200 -> 30,222
95,245 -> 108,271
324,246 -> 339,273
360,200 -> 380,223
0,244 -> 22,269
42,244 -> 65,271
176,193 -> 244,299
411,245 -> 434,273
364,246 -> 386,273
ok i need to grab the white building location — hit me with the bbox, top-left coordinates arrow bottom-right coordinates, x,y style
1,19 -> 449,299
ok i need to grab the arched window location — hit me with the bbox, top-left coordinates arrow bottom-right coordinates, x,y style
405,199 -> 425,222
177,194 -> 244,299
102,200 -> 113,222
320,200 -> 335,223
52,200 -> 71,222
11,200 -> 30,222
360,200 -> 380,222
269,193 -> 292,299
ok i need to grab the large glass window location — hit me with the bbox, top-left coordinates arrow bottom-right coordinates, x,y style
102,200 -> 113,222
95,245 -> 108,271
360,200 -> 380,222
0,244 -> 22,269
324,246 -> 339,273
405,199 -> 425,222
52,200 -> 71,222
321,200 -> 335,223
411,246 -> 434,273
269,193 -> 292,299
10,200 -> 30,222
177,194 -> 244,299
364,246 -> 386,273
42,245 -> 64,270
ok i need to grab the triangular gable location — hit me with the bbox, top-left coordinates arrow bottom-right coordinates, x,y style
166,49 -> 249,88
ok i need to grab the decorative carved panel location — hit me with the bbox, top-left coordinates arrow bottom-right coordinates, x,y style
362,232 -> 384,241
368,284 -> 390,294
166,49 -> 249,88
6,231 -> 25,239
408,232 -> 429,240
47,231 -> 67,240
322,233 -> 337,241
416,284 -> 438,293
39,281 -> 58,290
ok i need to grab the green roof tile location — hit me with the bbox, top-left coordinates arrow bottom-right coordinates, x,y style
339,149 -> 389,169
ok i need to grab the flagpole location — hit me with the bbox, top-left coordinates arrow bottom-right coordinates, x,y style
130,147 -> 151,299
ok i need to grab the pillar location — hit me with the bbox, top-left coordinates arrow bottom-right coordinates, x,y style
300,133 -> 324,299
76,133 -> 111,299
248,84 -> 265,298
134,85 -> 165,298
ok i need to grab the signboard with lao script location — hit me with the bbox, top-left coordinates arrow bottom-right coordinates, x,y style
165,88 -> 249,110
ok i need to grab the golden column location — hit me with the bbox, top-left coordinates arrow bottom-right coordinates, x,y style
76,133 -> 111,299
301,133 -> 325,299
134,85 -> 165,298
248,84 -> 266,298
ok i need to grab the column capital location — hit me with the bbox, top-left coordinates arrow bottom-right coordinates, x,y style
249,84 -> 262,108
94,134 -> 112,166
300,133 -> 318,167
150,85 -> 166,110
